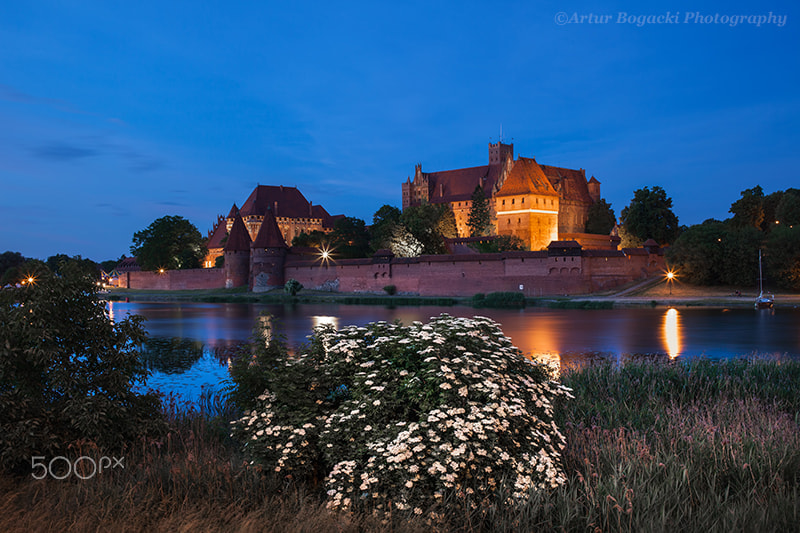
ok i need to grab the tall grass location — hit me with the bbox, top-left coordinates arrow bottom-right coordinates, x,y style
2,358 -> 799,532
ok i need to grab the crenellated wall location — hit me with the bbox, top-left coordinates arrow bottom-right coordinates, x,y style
284,249 -> 665,297
119,248 -> 665,296
119,268 -> 226,290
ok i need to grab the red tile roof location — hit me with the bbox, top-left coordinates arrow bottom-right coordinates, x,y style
496,157 -> 557,197
251,208 -> 287,248
540,164 -> 593,204
227,203 -> 240,219
224,214 -> 252,252
206,219 -> 227,249
240,185 -> 312,219
425,165 -> 497,203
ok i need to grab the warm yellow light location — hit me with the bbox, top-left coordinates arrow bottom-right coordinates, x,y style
318,245 -> 335,265
663,308 -> 681,359
159,268 -> 165,274
666,272 -> 674,280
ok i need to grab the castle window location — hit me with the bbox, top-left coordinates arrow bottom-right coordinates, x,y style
522,198 -> 525,204
502,199 -> 505,205
511,199 -> 515,204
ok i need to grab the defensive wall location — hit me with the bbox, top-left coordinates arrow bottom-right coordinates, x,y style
117,246 -> 665,297
284,247 -> 665,297
117,268 -> 225,290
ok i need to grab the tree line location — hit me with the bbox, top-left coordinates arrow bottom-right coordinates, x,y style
667,186 -> 800,290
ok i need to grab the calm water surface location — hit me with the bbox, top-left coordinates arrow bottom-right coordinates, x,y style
107,301 -> 800,402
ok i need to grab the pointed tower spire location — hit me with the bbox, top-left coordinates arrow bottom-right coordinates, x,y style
252,208 -> 287,249
224,213 -> 252,252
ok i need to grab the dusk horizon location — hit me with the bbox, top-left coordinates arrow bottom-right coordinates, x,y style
2,0 -> 798,261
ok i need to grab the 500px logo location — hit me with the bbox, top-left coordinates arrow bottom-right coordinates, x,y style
31,455 -> 124,480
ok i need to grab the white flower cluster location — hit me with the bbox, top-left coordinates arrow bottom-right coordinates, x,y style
230,314 -> 572,515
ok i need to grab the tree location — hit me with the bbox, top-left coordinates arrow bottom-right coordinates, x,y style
0,251 -> 26,285
436,204 -> 458,239
400,204 -> 449,255
0,263 -> 164,472
131,215 -> 207,271
667,220 -> 727,285
100,255 -> 126,273
330,217 -> 371,259
369,205 -> 402,251
389,223 -> 423,257
46,254 -> 99,280
762,190 -> 784,233
468,185 -> 492,237
470,234 -> 525,253
620,186 -> 680,245
775,188 -> 800,227
765,225 -> 800,291
584,198 -> 616,235
292,230 -> 328,248
729,186 -> 765,229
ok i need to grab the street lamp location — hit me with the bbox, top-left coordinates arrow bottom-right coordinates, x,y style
666,271 -> 675,296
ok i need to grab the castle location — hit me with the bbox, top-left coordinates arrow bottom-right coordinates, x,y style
402,142 -> 602,250
114,142 -> 664,295
204,185 -> 342,268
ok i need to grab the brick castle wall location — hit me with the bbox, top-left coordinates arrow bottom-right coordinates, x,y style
121,268 -> 226,290
121,250 -> 664,296
285,250 -> 664,297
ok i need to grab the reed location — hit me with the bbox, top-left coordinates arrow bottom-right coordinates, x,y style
3,357 -> 799,532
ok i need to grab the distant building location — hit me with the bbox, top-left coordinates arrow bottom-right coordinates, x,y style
402,142 -> 602,250
204,185 -> 342,268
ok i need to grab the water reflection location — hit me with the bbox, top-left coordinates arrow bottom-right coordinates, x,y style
662,308 -> 681,358
312,315 -> 339,330
107,301 -> 800,402
141,337 -> 204,374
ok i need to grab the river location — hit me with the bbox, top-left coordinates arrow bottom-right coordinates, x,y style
107,301 -> 800,402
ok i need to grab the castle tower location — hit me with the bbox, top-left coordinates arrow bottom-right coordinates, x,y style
249,208 -> 288,292
488,142 -> 513,166
225,203 -> 239,232
223,213 -> 251,288
588,176 -> 601,203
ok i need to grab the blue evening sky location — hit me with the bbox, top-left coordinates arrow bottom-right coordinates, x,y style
1,0 -> 798,261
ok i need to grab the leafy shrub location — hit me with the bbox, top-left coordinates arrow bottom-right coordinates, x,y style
0,264 -> 165,473
382,284 -> 397,295
284,278 -> 303,296
473,291 -> 525,308
229,314 -> 572,516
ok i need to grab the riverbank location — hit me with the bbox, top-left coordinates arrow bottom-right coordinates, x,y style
3,358 -> 798,532
103,280 -> 800,309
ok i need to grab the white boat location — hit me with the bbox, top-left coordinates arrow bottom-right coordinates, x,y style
755,250 -> 774,309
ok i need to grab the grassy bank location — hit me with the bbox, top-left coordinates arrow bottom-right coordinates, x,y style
3,357 -> 799,532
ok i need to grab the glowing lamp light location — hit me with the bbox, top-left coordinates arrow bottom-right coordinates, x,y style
665,270 -> 676,296
318,245 -> 335,265
158,268 -> 166,274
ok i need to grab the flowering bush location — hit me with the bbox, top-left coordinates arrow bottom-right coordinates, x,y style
230,314 -> 572,515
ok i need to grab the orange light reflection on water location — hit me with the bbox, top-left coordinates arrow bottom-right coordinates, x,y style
521,317 -> 561,376
663,308 -> 682,359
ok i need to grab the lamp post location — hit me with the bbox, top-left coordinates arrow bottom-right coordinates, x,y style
666,271 -> 674,296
